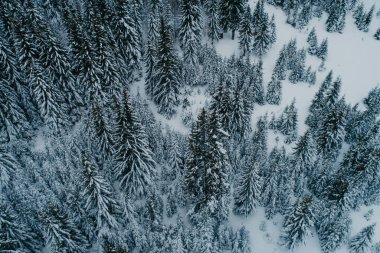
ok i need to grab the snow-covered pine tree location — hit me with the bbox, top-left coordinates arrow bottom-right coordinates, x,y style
0,202 -> 40,252
277,99 -> 298,143
40,203 -> 88,252
0,80 -> 28,143
114,0 -> 142,79
204,111 -> 230,221
90,103 -> 114,160
281,195 -> 315,250
273,46 -> 287,81
326,0 -> 346,33
374,28 -> 380,40
81,154 -> 119,233
153,18 -> 180,118
250,60 -> 265,105
349,224 -> 376,253
289,49 -> 306,84
219,0 -> 244,39
229,85 -> 252,139
113,92 -> 156,198
307,27 -> 318,56
266,76 -> 282,105
232,226 -> 252,253
317,38 -> 328,61
30,65 -> 62,131
206,0 -> 221,44
239,5 -> 254,57
233,159 -> 262,216
316,98 -> 347,158
184,108 -> 208,201
251,1 -> 273,56
179,0 -> 202,66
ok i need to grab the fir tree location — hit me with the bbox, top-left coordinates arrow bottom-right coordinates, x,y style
317,99 -> 347,157
307,27 -> 318,56
90,103 -> 114,159
317,38 -> 328,61
113,92 -> 156,198
273,46 -> 287,81
239,5 -> 254,57
114,0 -> 142,79
250,60 -> 265,105
219,0 -> 244,39
266,77 -> 282,105
233,159 -> 262,216
206,0 -> 221,44
374,28 -> 380,40
0,147 -> 17,190
153,18 -> 180,118
82,154 -> 119,233
349,224 -> 376,253
281,195 -> 315,250
252,7 -> 273,56
40,204 -> 88,252
326,0 -> 346,33
179,0 -> 202,66
0,203 -> 39,252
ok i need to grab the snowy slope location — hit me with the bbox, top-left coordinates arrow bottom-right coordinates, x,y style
130,1 -> 380,252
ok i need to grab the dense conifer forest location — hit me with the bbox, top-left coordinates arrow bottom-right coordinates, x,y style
0,0 -> 379,252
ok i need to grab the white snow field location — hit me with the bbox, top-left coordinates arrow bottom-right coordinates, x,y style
130,0 -> 380,252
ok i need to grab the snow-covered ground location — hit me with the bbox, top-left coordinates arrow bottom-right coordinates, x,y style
131,1 -> 380,251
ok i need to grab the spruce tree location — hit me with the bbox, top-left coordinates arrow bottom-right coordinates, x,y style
233,159 -> 262,216
114,0 -> 142,79
317,38 -> 328,61
349,224 -> 376,253
40,204 -> 88,252
153,18 -> 180,118
326,0 -> 346,33
219,0 -> 244,39
113,92 -> 156,198
374,28 -> 380,40
0,203 -> 39,252
281,196 -> 315,250
252,4 -> 273,57
250,60 -> 265,105
307,28 -> 318,56
82,154 -> 118,233
239,5 -> 254,57
179,0 -> 202,66
266,77 -> 282,105
206,0 -> 221,44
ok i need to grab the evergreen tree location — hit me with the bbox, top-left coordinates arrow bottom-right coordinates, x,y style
251,2 -> 273,56
229,85 -> 252,139
317,99 -> 347,157
349,224 -> 376,253
317,209 -> 351,253
30,66 -> 62,130
179,0 -> 202,66
281,195 -> 315,250
239,5 -> 254,57
153,18 -> 180,118
374,28 -> 380,40
0,203 -> 39,252
40,204 -> 88,252
250,60 -> 265,105
113,92 -> 156,198
219,0 -> 244,39
90,103 -> 114,159
326,0 -> 346,33
289,49 -> 306,84
206,0 -> 221,44
277,99 -> 298,143
233,159 -> 262,216
114,0 -> 142,79
0,147 -> 17,190
317,38 -> 328,61
266,77 -> 282,105
232,227 -> 252,253
307,27 -> 318,56
273,47 -> 287,81
82,154 -> 119,233
0,80 -> 27,142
